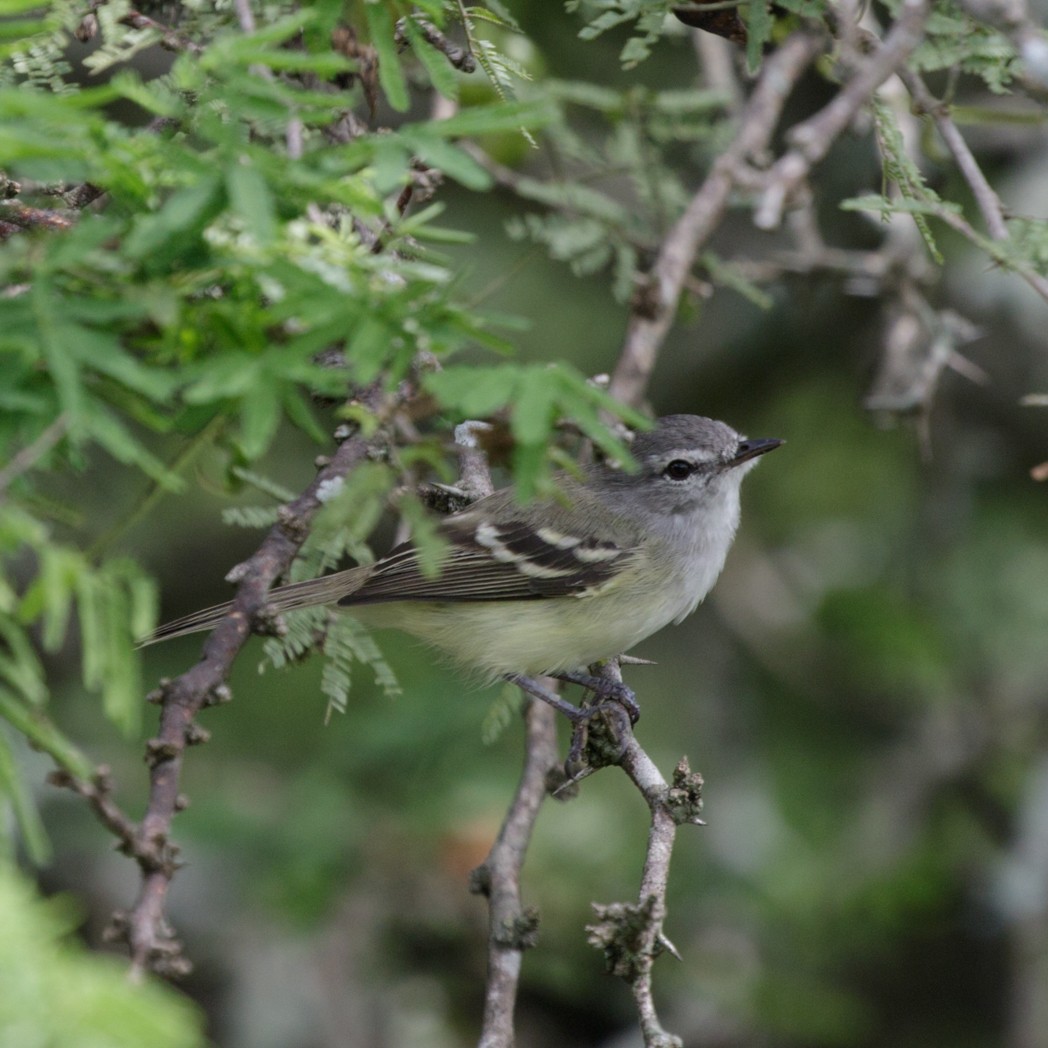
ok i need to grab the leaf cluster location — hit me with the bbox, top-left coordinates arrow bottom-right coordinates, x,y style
0,0 -> 648,858
0,863 -> 204,1047
505,79 -> 729,301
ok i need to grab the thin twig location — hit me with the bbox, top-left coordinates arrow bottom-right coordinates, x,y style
0,415 -> 68,497
454,420 -> 496,499
754,0 -> 932,230
75,4 -> 204,56
925,200 -> 1048,304
582,666 -> 704,1048
897,68 -> 1010,241
396,15 -> 476,72
233,0 -> 256,34
0,201 -> 76,236
473,697 -> 559,1048
124,386 -> 407,977
608,31 -> 823,408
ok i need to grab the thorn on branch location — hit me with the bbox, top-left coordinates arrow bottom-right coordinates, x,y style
545,764 -> 581,798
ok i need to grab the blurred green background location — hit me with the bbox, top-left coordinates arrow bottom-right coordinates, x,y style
9,3 -> 1048,1047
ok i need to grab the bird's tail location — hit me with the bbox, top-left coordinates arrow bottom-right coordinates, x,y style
140,565 -> 370,646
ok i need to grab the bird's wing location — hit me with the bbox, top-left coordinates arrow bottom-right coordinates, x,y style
341,514 -> 638,605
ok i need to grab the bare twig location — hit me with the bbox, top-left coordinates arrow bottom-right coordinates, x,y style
444,426 -> 558,1048
927,200 -> 1048,305
233,0 -> 256,34
0,200 -> 75,237
76,3 -> 204,55
754,0 -> 933,230
48,766 -> 140,859
396,15 -> 476,72
0,415 -> 68,498
123,386 -> 407,977
690,28 -> 744,112
473,696 -> 559,1048
609,31 -> 823,408
897,69 -> 1010,241
583,668 -> 704,1048
454,420 -> 496,499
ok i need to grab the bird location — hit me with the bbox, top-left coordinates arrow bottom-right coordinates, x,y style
144,415 -> 782,691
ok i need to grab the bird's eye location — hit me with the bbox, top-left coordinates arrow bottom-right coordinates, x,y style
663,459 -> 694,481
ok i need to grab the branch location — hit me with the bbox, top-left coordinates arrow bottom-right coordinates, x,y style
890,65 -> 1048,304
582,662 -> 704,1048
609,31 -> 823,408
0,414 -> 68,497
396,15 -> 477,72
0,200 -> 76,238
76,3 -> 204,55
753,0 -> 932,230
897,69 -> 1010,241
122,385 -> 408,977
472,697 -> 559,1048
923,200 -> 1048,304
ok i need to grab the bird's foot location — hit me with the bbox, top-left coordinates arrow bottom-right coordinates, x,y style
550,670 -> 641,725
506,671 -> 639,784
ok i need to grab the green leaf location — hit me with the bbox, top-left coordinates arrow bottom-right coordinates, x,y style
108,70 -> 182,117
481,682 -> 519,745
0,726 -> 51,864
396,494 -> 449,578
182,352 -> 263,404
123,176 -> 224,261
237,381 -> 281,460
424,364 -> 519,416
399,128 -> 492,190
0,615 -> 47,707
0,687 -> 95,783
746,0 -> 773,73
367,1 -> 410,112
227,162 -> 278,245
82,400 -> 175,485
72,325 -> 175,402
98,580 -> 140,736
76,574 -> 104,694
702,251 -> 775,310
430,98 -> 554,137
510,366 -> 556,444
26,546 -> 80,652
32,282 -> 83,433
0,865 -> 206,1045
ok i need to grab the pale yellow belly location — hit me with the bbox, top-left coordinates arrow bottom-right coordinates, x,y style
351,595 -> 678,679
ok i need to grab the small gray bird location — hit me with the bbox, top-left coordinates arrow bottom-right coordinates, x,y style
146,415 -> 781,681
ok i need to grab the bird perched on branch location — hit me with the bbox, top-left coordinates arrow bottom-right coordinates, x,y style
146,415 -> 781,707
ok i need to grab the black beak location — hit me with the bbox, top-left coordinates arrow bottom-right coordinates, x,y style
732,437 -> 784,465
